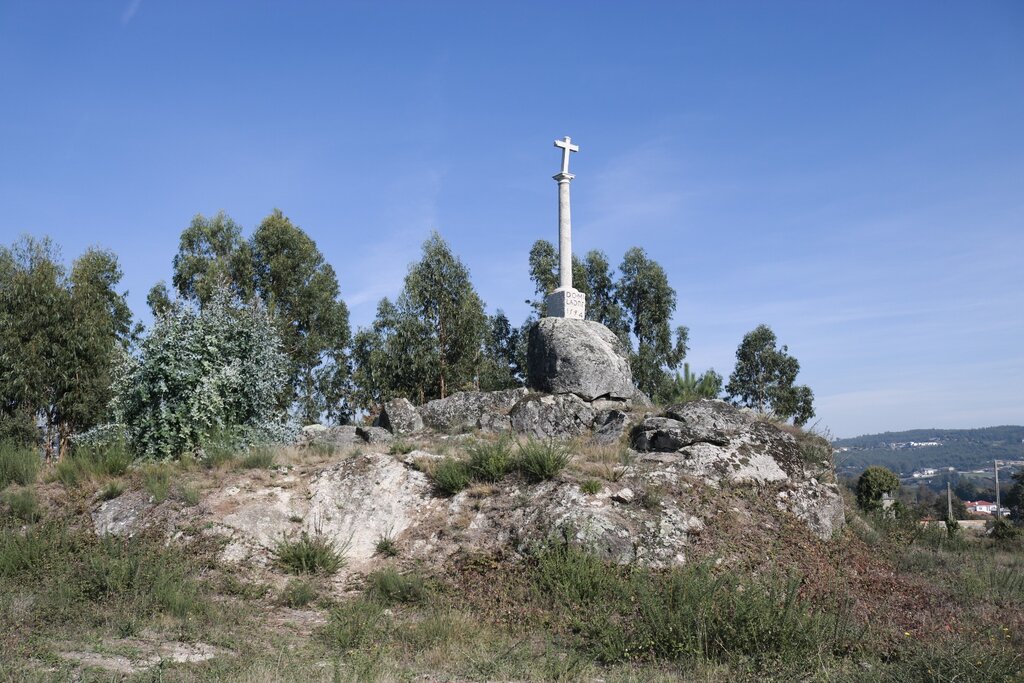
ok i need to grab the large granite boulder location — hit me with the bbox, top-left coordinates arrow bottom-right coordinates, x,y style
378,398 -> 424,435
419,388 -> 528,433
527,318 -> 633,401
509,393 -> 595,439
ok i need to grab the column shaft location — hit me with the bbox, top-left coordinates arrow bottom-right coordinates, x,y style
558,177 -> 572,290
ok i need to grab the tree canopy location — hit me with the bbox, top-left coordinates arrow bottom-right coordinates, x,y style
353,232 -> 488,406
157,210 -> 352,423
0,236 -> 133,457
725,324 -> 814,426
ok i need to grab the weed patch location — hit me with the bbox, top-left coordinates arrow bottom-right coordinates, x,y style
1,487 -> 41,523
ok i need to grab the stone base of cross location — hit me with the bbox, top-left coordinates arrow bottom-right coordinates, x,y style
546,287 -> 586,319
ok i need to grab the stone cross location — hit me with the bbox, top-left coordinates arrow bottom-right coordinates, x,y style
554,135 -> 579,175
546,136 -> 586,319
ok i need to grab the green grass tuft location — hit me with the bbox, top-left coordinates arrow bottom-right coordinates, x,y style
281,578 -> 318,607
274,531 -> 345,575
516,440 -> 571,482
466,438 -> 514,483
366,568 -> 430,605
0,441 -> 40,489
1,487 -> 41,523
238,448 -> 276,470
580,479 -> 602,495
432,458 -> 472,495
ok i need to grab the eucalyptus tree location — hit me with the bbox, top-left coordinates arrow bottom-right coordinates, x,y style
353,233 -> 488,405
157,210 -> 352,423
616,247 -> 689,397
725,324 -> 815,426
0,236 -> 133,456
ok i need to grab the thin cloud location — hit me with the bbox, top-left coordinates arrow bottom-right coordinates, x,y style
121,0 -> 143,25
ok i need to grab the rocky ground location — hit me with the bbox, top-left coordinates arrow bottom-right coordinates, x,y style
91,399 -> 844,584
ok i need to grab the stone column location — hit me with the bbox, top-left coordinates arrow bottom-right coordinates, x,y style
546,136 -> 585,319
556,172 -> 573,291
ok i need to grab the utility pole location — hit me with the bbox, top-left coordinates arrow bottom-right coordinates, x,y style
947,481 -> 954,521
994,460 -> 1001,519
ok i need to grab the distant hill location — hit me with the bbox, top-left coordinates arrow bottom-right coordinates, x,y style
834,426 -> 1024,476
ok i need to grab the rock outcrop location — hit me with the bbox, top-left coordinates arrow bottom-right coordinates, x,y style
378,398 -> 424,435
527,318 -> 634,401
418,388 -> 528,433
509,393 -> 596,439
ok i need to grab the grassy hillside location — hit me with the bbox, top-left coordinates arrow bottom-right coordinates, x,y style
835,426 -> 1024,476
1,438 -> 1023,680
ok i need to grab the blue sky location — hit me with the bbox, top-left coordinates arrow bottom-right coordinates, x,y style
1,2 -> 1021,437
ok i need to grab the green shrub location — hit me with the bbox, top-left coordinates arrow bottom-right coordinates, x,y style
274,532 -> 344,575
1,487 -> 41,523
112,291 -> 294,460
467,438 -> 514,482
432,458 -> 471,495
366,568 -> 429,605
281,578 -> 318,607
0,441 -> 40,489
516,440 -> 571,482
580,479 -> 602,495
988,516 -> 1021,541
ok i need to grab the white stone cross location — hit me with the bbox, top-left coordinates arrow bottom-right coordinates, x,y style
554,136 -> 579,176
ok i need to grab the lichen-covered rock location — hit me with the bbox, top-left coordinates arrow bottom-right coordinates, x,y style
307,425 -> 361,448
378,398 -> 423,435
593,409 -> 630,445
527,318 -> 633,401
419,388 -> 528,433
509,393 -> 595,439
777,480 -> 845,540
356,425 -> 393,446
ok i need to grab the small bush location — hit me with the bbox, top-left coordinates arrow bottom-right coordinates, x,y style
1,487 -> 41,523
0,441 -> 40,489
239,448 -> 275,470
281,578 -> 318,607
432,458 -> 471,495
516,440 -> 571,482
988,516 -> 1021,541
366,568 -> 429,605
467,438 -> 514,483
580,479 -> 602,495
275,532 -> 344,575
389,440 -> 414,455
